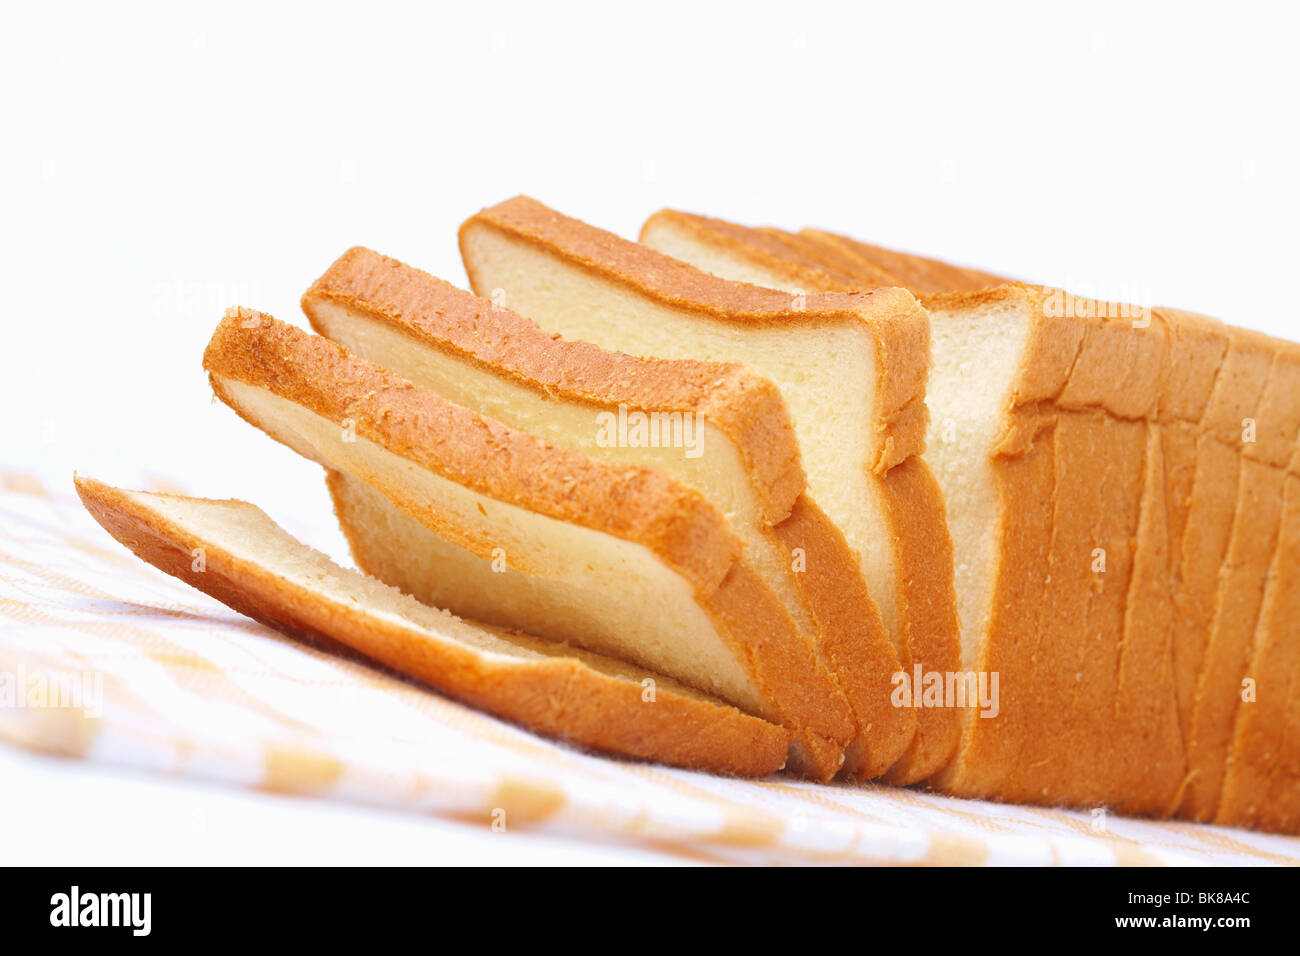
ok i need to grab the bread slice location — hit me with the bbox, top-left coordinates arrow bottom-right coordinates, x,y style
201,308 -> 854,779
74,476 -> 789,774
459,196 -> 962,784
922,289 -> 1180,810
301,247 -> 913,778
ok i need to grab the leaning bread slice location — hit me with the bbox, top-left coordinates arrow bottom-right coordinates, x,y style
202,309 -> 854,779
301,246 -> 914,778
460,196 -> 961,784
74,476 -> 789,775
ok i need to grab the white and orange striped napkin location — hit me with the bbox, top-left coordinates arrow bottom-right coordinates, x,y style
2,470 -> 1296,866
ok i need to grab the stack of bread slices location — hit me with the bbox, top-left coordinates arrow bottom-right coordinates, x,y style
78,196 -> 1300,833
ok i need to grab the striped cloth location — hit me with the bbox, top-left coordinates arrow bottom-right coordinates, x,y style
2,470 -> 1296,866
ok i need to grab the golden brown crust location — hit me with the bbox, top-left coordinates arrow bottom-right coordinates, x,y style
1070,415 -> 1149,803
1171,327 -> 1274,762
302,246 -> 805,526
877,457 -> 963,784
74,476 -> 791,776
1180,340 -> 1300,821
1217,474 -> 1300,831
1110,426 -> 1184,814
933,417 -> 1055,797
202,308 -> 738,592
702,557 -> 849,780
772,495 -> 916,779
1217,350 -> 1300,830
1153,307 -> 1229,424
1000,410 -> 1109,804
1181,459 -> 1287,820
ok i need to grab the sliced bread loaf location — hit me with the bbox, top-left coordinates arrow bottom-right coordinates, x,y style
459,196 -> 962,784
201,309 -> 854,779
74,476 -> 789,774
301,247 -> 914,778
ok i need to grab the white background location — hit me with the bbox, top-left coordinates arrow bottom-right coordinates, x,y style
2,1 -> 1298,864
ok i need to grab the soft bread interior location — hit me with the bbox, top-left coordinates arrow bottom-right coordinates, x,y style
308,298 -> 816,642
459,225 -> 899,640
210,374 -> 766,714
924,300 -> 1035,670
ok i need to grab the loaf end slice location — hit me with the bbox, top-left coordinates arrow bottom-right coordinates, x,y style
74,476 -> 790,775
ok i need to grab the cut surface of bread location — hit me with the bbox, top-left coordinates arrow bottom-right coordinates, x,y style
201,308 -> 854,779
459,196 -> 962,784
74,476 -> 789,775
301,246 -> 914,778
